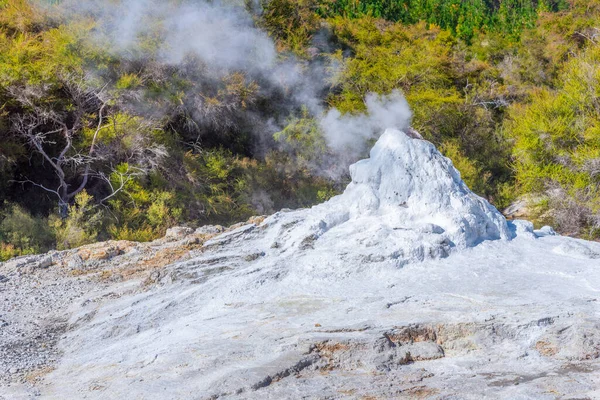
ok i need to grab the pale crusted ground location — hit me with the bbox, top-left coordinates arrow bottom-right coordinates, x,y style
1,130 -> 600,399
0,223 -> 239,396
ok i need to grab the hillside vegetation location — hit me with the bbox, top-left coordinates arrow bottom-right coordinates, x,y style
0,0 -> 599,260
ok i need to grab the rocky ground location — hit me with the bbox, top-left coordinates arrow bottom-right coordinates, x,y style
1,130 -> 600,399
0,223 -> 237,396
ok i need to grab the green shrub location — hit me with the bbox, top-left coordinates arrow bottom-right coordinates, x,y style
506,42 -> 600,237
260,0 -> 321,56
51,191 -> 104,250
316,0 -> 567,42
0,204 -> 54,260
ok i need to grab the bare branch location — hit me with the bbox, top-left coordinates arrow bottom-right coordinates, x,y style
67,101 -> 109,199
8,78 -> 115,216
10,178 -> 62,201
93,165 -> 145,204
574,28 -> 599,45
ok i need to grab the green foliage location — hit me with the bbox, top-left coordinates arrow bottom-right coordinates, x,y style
0,204 -> 54,260
1,0 -> 600,259
329,19 -> 455,111
328,18 -> 513,203
107,164 -> 183,242
116,73 -> 142,90
274,107 -> 327,163
0,19 -> 98,86
260,0 -> 321,56
0,0 -> 45,34
181,150 -> 253,222
507,39 -> 600,237
51,191 -> 104,250
316,0 -> 567,42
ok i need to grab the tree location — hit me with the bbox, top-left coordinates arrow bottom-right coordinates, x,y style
9,73 -> 136,218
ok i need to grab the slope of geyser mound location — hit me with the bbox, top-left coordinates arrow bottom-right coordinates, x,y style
2,129 -> 600,400
258,128 -> 511,268
342,128 -> 511,247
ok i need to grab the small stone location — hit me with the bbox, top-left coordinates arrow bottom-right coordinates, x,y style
165,227 -> 194,241
34,256 -> 53,269
244,252 -> 264,262
195,225 -> 224,235
509,220 -> 535,238
67,254 -> 84,269
149,271 -> 161,282
535,225 -> 557,237
9,367 -> 18,374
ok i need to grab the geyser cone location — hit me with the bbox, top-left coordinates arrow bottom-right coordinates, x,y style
261,128 -> 512,267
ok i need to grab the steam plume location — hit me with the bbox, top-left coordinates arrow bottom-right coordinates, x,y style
51,0 -> 413,179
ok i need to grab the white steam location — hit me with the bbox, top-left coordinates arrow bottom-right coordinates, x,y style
163,4 -> 276,71
53,0 -> 413,179
56,0 -> 278,73
320,90 -> 412,158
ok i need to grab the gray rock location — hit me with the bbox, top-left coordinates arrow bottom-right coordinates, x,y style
195,225 -> 225,235
67,254 -> 84,269
165,227 -> 194,241
509,219 -> 536,238
34,256 -> 53,269
535,225 -> 557,237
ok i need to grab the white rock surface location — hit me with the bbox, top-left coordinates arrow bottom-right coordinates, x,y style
253,129 -> 512,270
1,129 -> 600,400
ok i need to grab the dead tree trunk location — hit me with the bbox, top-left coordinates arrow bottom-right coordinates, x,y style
9,76 -> 115,218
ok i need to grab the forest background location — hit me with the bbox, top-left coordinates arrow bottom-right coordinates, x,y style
1,0 -> 599,259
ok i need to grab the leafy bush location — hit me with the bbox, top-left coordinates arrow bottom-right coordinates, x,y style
260,0 -> 321,56
51,191 -> 104,250
316,0 -> 567,41
328,18 -> 513,204
0,204 -> 54,260
506,41 -> 600,237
